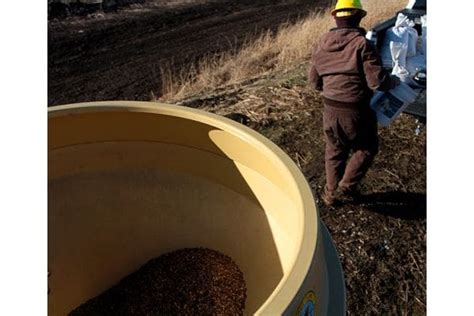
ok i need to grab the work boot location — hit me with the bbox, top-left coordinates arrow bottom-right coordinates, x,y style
321,186 -> 337,207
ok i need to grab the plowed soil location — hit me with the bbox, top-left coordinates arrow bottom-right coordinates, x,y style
48,0 -> 325,106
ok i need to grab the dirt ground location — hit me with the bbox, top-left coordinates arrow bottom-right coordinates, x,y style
48,0 -> 325,106
48,2 -> 426,314
169,64 -> 426,315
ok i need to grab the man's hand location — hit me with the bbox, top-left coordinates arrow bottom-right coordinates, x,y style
389,75 -> 401,89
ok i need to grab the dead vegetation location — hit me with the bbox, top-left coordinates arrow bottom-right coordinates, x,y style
171,64 -> 426,314
159,0 -> 406,101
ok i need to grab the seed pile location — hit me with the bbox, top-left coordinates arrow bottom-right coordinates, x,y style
69,248 -> 247,315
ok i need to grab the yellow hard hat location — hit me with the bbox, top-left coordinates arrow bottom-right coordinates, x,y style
331,0 -> 367,17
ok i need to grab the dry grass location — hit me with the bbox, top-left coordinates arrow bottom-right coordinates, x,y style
159,0 -> 406,101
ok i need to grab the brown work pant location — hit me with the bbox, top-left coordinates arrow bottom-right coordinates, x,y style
323,105 -> 379,196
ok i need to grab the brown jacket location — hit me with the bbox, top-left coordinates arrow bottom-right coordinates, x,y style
309,27 -> 391,106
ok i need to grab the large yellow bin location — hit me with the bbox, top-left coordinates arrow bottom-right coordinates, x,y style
48,101 -> 345,315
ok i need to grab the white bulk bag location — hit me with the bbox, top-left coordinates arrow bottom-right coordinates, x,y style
390,41 -> 416,85
380,13 -> 418,66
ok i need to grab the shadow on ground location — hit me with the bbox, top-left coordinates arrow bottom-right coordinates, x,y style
357,191 -> 426,220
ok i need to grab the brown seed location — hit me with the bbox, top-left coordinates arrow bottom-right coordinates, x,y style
69,248 -> 247,315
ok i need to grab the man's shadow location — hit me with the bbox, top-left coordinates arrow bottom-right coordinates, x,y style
355,191 -> 426,220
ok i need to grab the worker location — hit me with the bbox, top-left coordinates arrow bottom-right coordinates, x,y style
308,0 -> 400,206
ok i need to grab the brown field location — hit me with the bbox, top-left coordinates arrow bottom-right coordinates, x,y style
48,0 -> 326,106
48,0 -> 426,314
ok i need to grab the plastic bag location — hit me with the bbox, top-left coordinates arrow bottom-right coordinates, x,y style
406,27 -> 418,57
393,13 -> 418,57
395,12 -> 415,28
379,13 -> 418,66
380,25 -> 408,67
380,46 -> 396,69
390,41 -> 407,68
421,15 -> 427,56
390,41 -> 415,85
370,82 -> 419,126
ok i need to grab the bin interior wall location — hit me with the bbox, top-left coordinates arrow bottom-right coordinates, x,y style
49,139 -> 300,315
